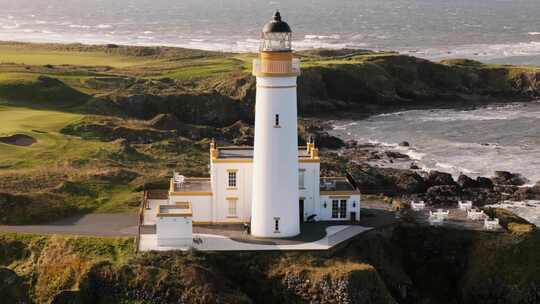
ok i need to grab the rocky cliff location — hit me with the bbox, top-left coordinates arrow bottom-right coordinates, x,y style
2,214 -> 540,304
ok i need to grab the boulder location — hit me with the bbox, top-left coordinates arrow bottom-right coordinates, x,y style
345,140 -> 358,148
380,168 -> 428,194
492,171 -> 529,186
384,151 -> 410,160
425,185 -> 461,205
311,131 -> 345,150
399,141 -> 410,147
410,163 -> 420,170
476,177 -> 494,189
426,171 -> 456,187
511,185 -> 540,201
457,175 -> 478,188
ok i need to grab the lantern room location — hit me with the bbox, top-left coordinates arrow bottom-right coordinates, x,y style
260,11 -> 292,52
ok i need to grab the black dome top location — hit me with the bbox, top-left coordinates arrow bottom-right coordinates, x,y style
262,11 -> 292,33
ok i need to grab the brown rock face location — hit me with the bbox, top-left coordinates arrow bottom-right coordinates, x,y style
0,268 -> 29,303
281,267 -> 397,304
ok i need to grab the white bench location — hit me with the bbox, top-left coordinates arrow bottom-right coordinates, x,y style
458,200 -> 473,211
484,218 -> 500,230
411,201 -> 426,211
428,209 -> 449,226
467,209 -> 486,220
431,209 -> 450,219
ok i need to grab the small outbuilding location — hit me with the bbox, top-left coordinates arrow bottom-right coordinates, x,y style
156,203 -> 193,247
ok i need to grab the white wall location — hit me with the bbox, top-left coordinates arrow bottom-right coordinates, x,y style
156,216 -> 193,246
169,195 -> 212,223
210,162 -> 253,223
319,195 -> 361,221
251,76 -> 301,237
299,162 -> 320,221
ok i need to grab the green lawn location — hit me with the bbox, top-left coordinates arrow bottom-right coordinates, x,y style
0,105 -> 114,169
0,45 -> 151,68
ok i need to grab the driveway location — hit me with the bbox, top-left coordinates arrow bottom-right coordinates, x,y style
0,213 -> 138,237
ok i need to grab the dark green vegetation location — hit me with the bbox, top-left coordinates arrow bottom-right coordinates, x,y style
1,42 -> 539,225
2,211 -> 540,304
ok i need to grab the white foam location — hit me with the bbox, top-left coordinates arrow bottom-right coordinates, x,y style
401,40 -> 540,64
332,121 -> 358,130
69,24 -> 91,29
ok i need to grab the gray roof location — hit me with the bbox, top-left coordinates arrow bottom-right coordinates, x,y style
216,146 -> 312,160
320,177 -> 358,192
173,179 -> 211,192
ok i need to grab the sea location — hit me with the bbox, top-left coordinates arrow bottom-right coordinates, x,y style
1,0 -> 540,65
330,102 -> 540,226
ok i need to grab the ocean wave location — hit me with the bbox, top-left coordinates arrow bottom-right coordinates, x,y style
304,34 -> 341,40
435,162 -> 476,174
69,24 -> 91,29
2,24 -> 19,29
96,24 -> 112,29
332,121 -> 358,130
407,41 -> 540,62
528,32 -> 540,36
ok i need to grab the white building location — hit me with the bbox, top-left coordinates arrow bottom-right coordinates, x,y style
161,12 -> 361,240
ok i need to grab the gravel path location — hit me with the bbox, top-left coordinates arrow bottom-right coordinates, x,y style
0,213 -> 138,237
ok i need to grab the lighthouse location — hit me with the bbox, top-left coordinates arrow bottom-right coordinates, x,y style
251,11 -> 301,238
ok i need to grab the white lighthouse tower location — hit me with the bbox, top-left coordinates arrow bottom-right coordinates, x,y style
251,11 -> 301,238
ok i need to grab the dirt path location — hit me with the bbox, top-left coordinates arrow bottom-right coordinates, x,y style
0,213 -> 138,237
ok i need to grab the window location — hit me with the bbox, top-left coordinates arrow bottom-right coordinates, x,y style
332,200 -> 339,218
298,170 -> 305,189
274,114 -> 280,127
331,199 -> 348,219
228,199 -> 237,217
274,217 -> 280,232
340,200 -> 347,218
228,171 -> 237,188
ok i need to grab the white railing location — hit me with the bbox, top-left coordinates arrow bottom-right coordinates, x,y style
252,58 -> 300,75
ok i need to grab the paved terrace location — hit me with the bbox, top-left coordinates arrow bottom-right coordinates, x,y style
407,206 -> 505,232
139,198 -> 396,251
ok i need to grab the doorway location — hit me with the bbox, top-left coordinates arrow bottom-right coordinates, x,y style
299,199 -> 305,224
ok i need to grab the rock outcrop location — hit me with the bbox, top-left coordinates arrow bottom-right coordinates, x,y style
0,268 -> 28,304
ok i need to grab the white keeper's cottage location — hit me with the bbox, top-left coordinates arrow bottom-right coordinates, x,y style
157,12 -> 361,241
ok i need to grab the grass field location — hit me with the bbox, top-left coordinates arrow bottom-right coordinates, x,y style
0,44 -> 152,68
0,105 -> 115,169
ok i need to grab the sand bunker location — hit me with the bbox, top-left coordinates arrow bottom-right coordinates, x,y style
0,134 -> 37,147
